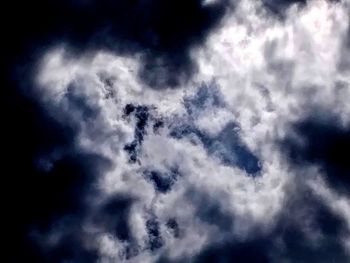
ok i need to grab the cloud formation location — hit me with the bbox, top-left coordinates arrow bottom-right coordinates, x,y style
4,0 -> 350,262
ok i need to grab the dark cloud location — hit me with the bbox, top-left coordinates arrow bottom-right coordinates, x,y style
124,104 -> 150,163
283,115 -> 350,193
187,189 -> 234,232
2,104 -> 110,262
94,194 -> 135,242
191,239 -> 270,263
166,218 -> 181,238
170,122 -> 261,175
37,221 -> 99,263
211,123 -> 261,175
262,0 -> 307,17
269,187 -> 349,263
5,0 -> 229,89
143,169 -> 179,193
92,194 -> 142,260
146,216 -> 164,252
3,67 -> 112,262
184,83 -> 225,116
162,187 -> 349,263
153,119 -> 165,133
172,83 -> 262,175
63,83 -> 101,122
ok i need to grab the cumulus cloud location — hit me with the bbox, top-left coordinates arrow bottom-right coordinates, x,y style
5,0 -> 350,262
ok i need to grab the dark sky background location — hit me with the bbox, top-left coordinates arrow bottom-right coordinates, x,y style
3,1 -> 350,262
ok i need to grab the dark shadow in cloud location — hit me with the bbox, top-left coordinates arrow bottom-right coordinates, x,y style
184,83 -> 225,117
146,216 -> 164,252
63,83 -> 101,122
211,123 -> 261,175
186,189 -> 234,232
268,187 -> 349,263
166,218 -> 181,238
170,122 -> 261,175
124,141 -> 139,163
139,51 -> 197,88
143,169 -> 179,194
172,83 -> 261,175
134,106 -> 150,143
282,115 -> 350,193
161,187 -> 349,263
94,195 -> 134,242
262,0 -> 306,17
124,104 -> 150,163
6,0 -> 229,89
153,118 -> 165,133
98,72 -> 117,99
93,194 -> 141,260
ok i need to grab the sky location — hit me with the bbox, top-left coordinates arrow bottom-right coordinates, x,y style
3,0 -> 350,262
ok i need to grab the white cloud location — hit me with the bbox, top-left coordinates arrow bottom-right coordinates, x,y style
35,0 -> 350,261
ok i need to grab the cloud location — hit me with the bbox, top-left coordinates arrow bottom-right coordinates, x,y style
6,0 -> 229,90
283,114 -> 350,193
262,0 -> 307,17
159,184 -> 350,263
5,0 -> 350,262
